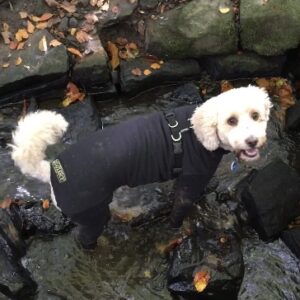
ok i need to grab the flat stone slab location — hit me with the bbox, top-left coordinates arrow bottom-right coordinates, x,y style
0,30 -> 69,103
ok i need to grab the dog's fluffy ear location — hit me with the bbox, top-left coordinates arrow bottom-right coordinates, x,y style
190,97 -> 220,151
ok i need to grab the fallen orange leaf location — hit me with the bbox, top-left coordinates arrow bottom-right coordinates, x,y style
17,42 -> 25,50
15,57 -> 22,65
193,271 -> 210,293
15,29 -> 29,42
221,80 -> 234,93
131,67 -> 142,76
67,47 -> 83,58
0,198 -> 13,209
144,69 -> 152,76
39,12 -> 54,22
30,15 -> 41,22
36,22 -> 48,29
75,30 -> 91,43
27,20 -> 35,33
19,11 -> 28,19
107,41 -> 120,70
150,63 -> 161,70
42,199 -> 50,210
38,35 -> 48,52
49,39 -> 62,47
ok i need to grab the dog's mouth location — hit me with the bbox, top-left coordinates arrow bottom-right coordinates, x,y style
238,148 -> 260,161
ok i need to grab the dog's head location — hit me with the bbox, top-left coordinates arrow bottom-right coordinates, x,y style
190,85 -> 272,161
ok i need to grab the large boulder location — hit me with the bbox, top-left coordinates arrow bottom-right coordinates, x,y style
145,0 -> 238,58
0,30 -> 69,105
238,239 -> 300,300
240,0 -> 300,56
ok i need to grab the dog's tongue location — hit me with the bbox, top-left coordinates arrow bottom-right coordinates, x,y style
244,148 -> 258,157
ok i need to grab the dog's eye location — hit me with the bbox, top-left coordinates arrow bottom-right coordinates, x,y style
251,111 -> 259,121
227,116 -> 238,126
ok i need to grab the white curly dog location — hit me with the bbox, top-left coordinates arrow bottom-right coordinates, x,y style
11,85 -> 271,249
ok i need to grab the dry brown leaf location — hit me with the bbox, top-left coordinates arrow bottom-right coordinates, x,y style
2,63 -> 10,68
62,81 -> 85,107
75,30 -> 91,43
39,12 -> 54,22
30,15 -> 41,22
89,0 -> 98,6
36,22 -> 48,29
221,80 -> 234,93
17,42 -> 25,50
2,22 -> 9,32
96,0 -> 104,7
15,57 -> 22,65
107,41 -> 120,70
15,29 -> 29,42
19,11 -> 28,19
219,5 -> 231,14
9,40 -> 18,50
67,47 -> 83,57
38,35 -> 48,52
69,27 -> 77,36
0,198 -> 13,209
150,63 -> 161,70
1,31 -> 10,44
144,69 -> 152,76
60,1 -> 77,13
42,199 -> 50,210
131,67 -> 142,76
47,16 -> 61,28
194,271 -> 210,293
85,13 -> 99,24
27,20 -> 35,34
49,39 -> 62,47
45,0 -> 60,7
156,237 -> 183,254
80,22 -> 94,33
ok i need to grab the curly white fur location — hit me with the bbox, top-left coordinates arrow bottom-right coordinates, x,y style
10,111 -> 69,183
190,85 -> 271,161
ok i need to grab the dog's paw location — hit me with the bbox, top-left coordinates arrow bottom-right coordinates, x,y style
72,227 -> 98,251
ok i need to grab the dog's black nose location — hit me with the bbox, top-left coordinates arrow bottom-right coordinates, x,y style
246,137 -> 258,148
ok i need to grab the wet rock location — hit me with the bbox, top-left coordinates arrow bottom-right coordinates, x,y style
71,37 -> 112,93
168,82 -> 204,105
57,17 -> 69,32
203,53 -> 286,80
236,159 -> 300,241
281,228 -> 300,259
0,208 -> 36,299
240,0 -> 300,56
95,0 -> 138,29
286,100 -> 300,130
0,30 -> 69,105
238,238 -> 300,300
145,0 -> 238,58
68,17 -> 78,28
0,247 -> 36,300
120,58 -> 201,93
168,229 -> 243,299
140,0 -> 159,10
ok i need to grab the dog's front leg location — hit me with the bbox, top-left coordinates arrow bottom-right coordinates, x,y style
71,204 -> 111,250
169,187 -> 195,228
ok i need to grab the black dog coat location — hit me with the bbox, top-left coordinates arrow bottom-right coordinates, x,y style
50,105 -> 227,246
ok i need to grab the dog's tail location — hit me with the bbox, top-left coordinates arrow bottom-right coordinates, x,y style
10,111 -> 69,183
